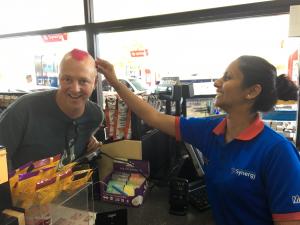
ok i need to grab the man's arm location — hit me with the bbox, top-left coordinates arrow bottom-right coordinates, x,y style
95,58 -> 176,138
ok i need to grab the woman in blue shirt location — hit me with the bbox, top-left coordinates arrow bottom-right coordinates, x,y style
96,55 -> 300,225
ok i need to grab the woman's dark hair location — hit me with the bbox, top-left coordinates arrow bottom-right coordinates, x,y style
237,55 -> 298,112
276,74 -> 298,101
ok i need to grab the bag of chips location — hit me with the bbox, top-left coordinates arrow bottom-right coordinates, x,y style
14,170 -> 42,209
35,177 -> 58,205
68,169 -> 93,192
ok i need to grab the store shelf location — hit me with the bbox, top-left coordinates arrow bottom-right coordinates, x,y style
261,110 -> 297,121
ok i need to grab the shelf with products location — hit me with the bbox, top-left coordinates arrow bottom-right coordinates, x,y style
0,92 -> 26,112
103,93 -> 162,141
184,95 -> 223,118
262,102 -> 298,143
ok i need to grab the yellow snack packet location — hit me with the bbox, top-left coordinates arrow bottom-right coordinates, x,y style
61,161 -> 78,171
35,177 -> 58,205
16,161 -> 33,174
9,161 -> 32,184
57,168 -> 73,191
9,178 -> 19,207
8,171 -> 19,193
39,166 -> 56,179
14,170 -> 42,209
68,169 -> 93,192
31,154 -> 61,172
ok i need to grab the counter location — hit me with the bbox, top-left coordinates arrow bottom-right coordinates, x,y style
94,185 -> 215,225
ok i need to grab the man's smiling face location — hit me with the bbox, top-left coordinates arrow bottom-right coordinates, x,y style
57,50 -> 97,117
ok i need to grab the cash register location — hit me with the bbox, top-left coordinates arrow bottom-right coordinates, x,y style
155,76 -> 184,116
155,80 -> 211,212
155,77 -> 182,101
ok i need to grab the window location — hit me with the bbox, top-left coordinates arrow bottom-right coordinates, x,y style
0,0 -> 84,35
97,14 -> 300,89
0,31 -> 87,92
93,0 -> 273,22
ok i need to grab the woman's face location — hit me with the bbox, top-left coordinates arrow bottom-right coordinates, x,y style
214,60 -> 250,113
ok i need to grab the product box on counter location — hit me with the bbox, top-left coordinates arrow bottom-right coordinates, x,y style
97,140 -> 142,181
100,159 -> 149,207
0,213 -> 19,225
0,146 -> 12,212
0,146 -> 8,184
2,209 -> 25,225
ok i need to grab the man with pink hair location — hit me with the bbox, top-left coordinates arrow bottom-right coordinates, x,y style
0,49 -> 104,169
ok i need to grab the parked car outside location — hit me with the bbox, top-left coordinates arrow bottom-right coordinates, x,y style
102,77 -> 152,96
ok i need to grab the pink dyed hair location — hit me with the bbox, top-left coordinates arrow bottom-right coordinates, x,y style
70,48 -> 89,61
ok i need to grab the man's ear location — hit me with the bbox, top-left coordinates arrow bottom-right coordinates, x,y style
246,84 -> 262,100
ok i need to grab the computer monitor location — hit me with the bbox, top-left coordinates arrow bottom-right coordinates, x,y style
176,142 -> 205,183
183,143 -> 204,177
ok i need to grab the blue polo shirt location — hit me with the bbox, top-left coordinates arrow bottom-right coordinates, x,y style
175,116 -> 300,224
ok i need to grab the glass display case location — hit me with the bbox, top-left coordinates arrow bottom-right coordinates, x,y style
25,182 -> 95,225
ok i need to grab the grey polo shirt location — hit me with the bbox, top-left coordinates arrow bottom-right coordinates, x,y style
0,90 -> 104,169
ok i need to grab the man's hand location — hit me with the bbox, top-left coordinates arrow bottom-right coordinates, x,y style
87,136 -> 102,152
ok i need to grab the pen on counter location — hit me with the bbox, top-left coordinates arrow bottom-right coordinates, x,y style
112,184 -> 128,196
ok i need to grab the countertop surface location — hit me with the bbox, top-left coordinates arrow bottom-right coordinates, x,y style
94,185 -> 215,225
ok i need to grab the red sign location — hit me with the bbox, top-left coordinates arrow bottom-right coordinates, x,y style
42,33 -> 68,42
130,49 -> 148,57
288,49 -> 298,82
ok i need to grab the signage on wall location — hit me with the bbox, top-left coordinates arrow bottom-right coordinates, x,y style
288,50 -> 299,83
41,33 -> 68,43
130,49 -> 148,57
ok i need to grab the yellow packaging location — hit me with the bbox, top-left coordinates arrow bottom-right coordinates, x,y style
35,177 -> 58,205
31,154 -> 61,172
2,209 -> 25,225
8,161 -> 33,188
68,169 -> 93,192
124,185 -> 135,196
14,170 -> 42,209
57,168 -> 73,191
9,172 -> 19,194
15,161 -> 33,174
39,166 -> 56,179
0,147 -> 8,184
61,161 -> 78,171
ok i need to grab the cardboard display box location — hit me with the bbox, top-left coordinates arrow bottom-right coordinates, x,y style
0,147 -> 12,212
100,159 -> 149,207
2,209 -> 25,225
0,147 -> 8,184
97,140 -> 142,181
0,181 -> 13,214
0,213 -> 19,225
97,140 -> 150,207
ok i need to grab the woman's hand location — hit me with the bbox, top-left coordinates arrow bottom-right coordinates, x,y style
95,58 -> 119,87
87,136 -> 103,152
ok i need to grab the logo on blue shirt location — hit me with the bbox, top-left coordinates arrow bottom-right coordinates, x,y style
292,195 -> 300,204
231,168 -> 256,180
